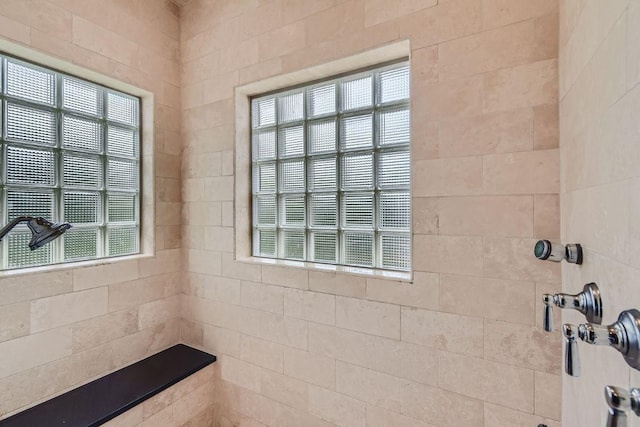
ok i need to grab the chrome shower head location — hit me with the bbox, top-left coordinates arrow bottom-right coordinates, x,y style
0,216 -> 72,250
26,217 -> 72,250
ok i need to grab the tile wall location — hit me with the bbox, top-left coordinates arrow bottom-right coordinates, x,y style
180,0 -> 562,426
560,1 -> 640,426
0,0 -> 184,419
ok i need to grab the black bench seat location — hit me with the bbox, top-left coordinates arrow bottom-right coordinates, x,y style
0,344 -> 216,427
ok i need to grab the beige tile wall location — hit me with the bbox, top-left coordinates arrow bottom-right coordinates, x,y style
560,1 -> 640,426
180,0 -> 561,426
0,0 -> 184,419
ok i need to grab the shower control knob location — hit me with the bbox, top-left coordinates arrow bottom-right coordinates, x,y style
563,324 -> 580,377
604,386 -> 640,427
541,283 -> 602,332
534,240 -> 583,264
578,309 -> 640,371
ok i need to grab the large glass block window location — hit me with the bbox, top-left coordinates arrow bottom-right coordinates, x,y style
251,62 -> 411,271
0,55 -> 141,270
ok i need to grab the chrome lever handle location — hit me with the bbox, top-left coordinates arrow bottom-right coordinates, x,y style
578,309 -> 640,371
563,324 -> 580,377
543,294 -> 553,332
604,386 -> 640,427
542,283 -> 602,332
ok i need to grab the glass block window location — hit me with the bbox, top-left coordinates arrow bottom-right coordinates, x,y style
0,55 -> 141,269
251,62 -> 411,271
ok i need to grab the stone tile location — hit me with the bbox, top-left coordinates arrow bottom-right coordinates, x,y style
31,288 -> 108,333
439,352 -> 534,413
483,149 -> 560,195
439,195 -> 534,237
336,296 -> 400,339
440,275 -> 535,325
484,59 -> 558,113
401,307 -> 484,357
413,235 -> 484,276
283,346 -> 336,390
284,288 -> 335,325
0,302 -> 30,343
308,384 -> 366,427
439,108 -> 533,158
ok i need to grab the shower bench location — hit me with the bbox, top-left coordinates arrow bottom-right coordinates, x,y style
0,344 -> 216,427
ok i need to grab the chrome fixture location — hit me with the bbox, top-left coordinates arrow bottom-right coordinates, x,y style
0,216 -> 71,250
563,323 -> 580,377
542,282 -> 603,332
603,386 -> 640,427
534,239 -> 583,264
577,309 -> 640,371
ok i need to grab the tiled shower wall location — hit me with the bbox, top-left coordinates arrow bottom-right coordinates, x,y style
560,1 -> 640,426
0,0 -> 184,419
180,0 -> 563,426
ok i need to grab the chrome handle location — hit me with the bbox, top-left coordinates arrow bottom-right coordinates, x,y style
578,309 -> 640,371
563,324 -> 580,377
604,386 -> 640,427
542,283 -> 602,332
543,294 -> 553,332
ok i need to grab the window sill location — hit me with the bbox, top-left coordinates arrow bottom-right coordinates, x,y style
0,253 -> 154,279
236,256 -> 413,282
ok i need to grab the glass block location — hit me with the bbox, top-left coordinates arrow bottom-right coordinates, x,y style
6,59 -> 55,105
279,159 -> 305,192
341,153 -> 373,190
6,103 -> 56,145
308,84 -> 336,117
108,226 -> 139,256
253,129 -> 276,160
309,157 -> 336,191
341,75 -> 372,111
254,163 -> 276,193
252,97 -> 276,128
310,193 -> 337,227
340,114 -> 372,150
381,233 -> 411,270
64,228 -> 98,261
107,92 -> 139,126
308,119 -> 336,154
107,158 -> 138,191
378,65 -> 410,104
378,150 -> 410,188
278,91 -> 304,124
379,108 -> 410,146
8,230 -> 53,269
279,125 -> 304,157
312,231 -> 336,263
64,154 -> 102,189
108,193 -> 137,223
280,195 -> 305,226
255,195 -> 276,226
256,229 -> 276,257
64,192 -> 101,224
63,115 -> 102,152
342,193 -> 374,228
6,146 -> 55,186
282,229 -> 305,260
343,232 -> 373,267
107,125 -> 138,157
379,192 -> 410,230
62,76 -> 103,116
7,191 -> 54,221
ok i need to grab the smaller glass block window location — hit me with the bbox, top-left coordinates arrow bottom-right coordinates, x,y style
251,62 -> 411,271
0,55 -> 141,270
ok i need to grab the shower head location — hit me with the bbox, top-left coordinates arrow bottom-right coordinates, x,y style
0,216 -> 72,250
26,217 -> 72,250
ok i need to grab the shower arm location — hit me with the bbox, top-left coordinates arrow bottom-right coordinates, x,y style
0,216 -> 34,242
